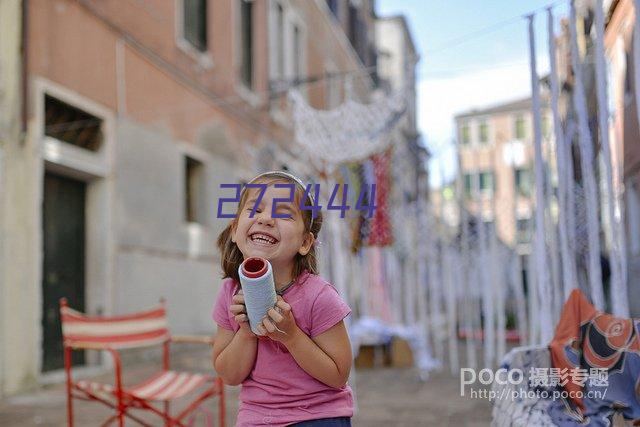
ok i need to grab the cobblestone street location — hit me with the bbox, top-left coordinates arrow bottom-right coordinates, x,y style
0,346 -> 491,426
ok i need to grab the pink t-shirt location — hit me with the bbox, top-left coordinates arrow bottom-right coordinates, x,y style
212,270 -> 354,427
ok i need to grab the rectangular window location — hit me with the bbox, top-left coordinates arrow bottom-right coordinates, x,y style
348,4 -> 358,54
479,120 -> 489,144
464,173 -> 473,199
479,171 -> 495,195
276,4 -> 285,79
520,254 -> 529,294
326,0 -> 340,19
461,122 -> 470,145
625,50 -> 633,101
185,156 -> 204,224
45,95 -> 103,151
515,168 -> 531,197
516,218 -> 532,244
240,0 -> 253,88
183,0 -> 207,52
514,114 -> 526,139
293,24 -> 301,81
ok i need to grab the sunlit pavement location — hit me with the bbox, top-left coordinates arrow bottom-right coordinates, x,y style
0,346 -> 491,426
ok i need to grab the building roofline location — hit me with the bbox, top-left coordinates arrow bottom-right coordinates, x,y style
454,94 -> 549,120
376,15 -> 417,56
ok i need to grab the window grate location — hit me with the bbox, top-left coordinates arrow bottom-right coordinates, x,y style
44,95 -> 103,152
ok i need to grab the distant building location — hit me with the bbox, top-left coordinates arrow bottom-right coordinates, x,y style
376,14 -> 426,206
375,14 -> 428,325
454,96 -> 553,256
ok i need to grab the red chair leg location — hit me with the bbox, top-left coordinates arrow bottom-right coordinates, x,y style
116,389 -> 125,427
218,378 -> 225,427
64,347 -> 74,427
165,401 -> 171,427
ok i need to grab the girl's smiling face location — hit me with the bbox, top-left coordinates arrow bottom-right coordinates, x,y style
231,182 -> 314,280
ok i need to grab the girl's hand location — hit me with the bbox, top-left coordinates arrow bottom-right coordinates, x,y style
230,289 -> 256,339
257,296 -> 300,344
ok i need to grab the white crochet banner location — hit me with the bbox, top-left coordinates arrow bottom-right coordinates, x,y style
547,7 -> 578,302
595,0 -> 629,317
288,87 -> 407,165
528,14 -> 553,344
569,0 -> 605,311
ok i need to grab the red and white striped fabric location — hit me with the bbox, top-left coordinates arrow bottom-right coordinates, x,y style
61,304 -> 170,349
77,371 -> 213,401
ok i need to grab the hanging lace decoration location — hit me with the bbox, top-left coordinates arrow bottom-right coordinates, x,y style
288,87 -> 407,165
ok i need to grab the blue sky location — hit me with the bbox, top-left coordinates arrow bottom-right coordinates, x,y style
377,0 -> 569,186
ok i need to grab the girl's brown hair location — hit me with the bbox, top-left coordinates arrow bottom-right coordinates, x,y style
216,173 -> 323,283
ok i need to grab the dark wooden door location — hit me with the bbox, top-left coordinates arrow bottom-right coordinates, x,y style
42,173 -> 86,372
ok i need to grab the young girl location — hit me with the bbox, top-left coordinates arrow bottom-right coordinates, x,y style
212,171 -> 354,427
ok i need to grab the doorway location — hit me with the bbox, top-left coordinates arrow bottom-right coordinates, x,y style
42,172 -> 86,372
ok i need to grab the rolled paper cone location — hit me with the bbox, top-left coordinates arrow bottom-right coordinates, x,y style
238,257 -> 277,336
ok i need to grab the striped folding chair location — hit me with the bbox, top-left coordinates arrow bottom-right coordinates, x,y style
59,298 -> 225,427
